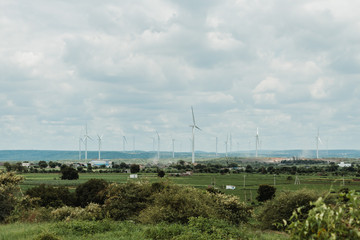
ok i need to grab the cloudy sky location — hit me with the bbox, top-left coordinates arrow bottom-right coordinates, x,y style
1,0 -> 360,152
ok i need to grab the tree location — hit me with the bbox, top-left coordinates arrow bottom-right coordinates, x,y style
130,164 -> 140,174
76,179 -> 108,207
38,161 -> 48,169
256,184 -> 276,202
61,166 -> 79,180
157,170 -> 165,178
0,172 -> 24,222
25,184 -> 75,208
49,161 -> 57,168
3,162 -> 12,172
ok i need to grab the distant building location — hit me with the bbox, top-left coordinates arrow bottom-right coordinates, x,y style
21,162 -> 31,168
338,162 -> 352,167
88,160 -> 112,168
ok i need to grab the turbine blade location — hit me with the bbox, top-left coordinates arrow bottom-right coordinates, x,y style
191,106 -> 196,125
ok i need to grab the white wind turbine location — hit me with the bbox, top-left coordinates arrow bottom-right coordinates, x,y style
190,106 -> 201,164
97,134 -> 103,160
215,136 -> 218,157
122,136 -> 127,151
78,137 -> 84,161
224,135 -> 229,157
156,131 -> 160,161
83,125 -> 92,160
255,128 -> 260,157
316,128 -> 322,159
172,138 -> 175,159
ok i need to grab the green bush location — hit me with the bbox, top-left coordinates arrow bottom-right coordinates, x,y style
213,193 -> 252,224
256,184 -> 276,202
75,179 -> 108,207
257,189 -> 321,230
103,181 -> 157,220
0,172 -> 24,222
138,185 -> 217,224
287,191 -> 360,239
54,220 -> 113,236
26,184 -> 75,208
60,166 -> 79,180
33,232 -> 61,240
51,203 -> 104,221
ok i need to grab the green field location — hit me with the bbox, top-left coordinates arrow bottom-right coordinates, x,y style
20,172 -> 360,200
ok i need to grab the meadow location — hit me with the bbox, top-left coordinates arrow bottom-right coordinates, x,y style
20,171 -> 360,200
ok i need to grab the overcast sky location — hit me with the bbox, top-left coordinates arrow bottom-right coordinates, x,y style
1,0 -> 360,152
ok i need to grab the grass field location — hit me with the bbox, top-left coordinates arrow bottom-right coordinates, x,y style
19,172 -> 360,200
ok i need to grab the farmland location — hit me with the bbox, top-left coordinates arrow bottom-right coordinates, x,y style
20,171 -> 360,199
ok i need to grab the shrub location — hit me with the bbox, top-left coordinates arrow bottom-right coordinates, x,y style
138,185 -> 217,224
257,189 -> 321,230
157,170 -> 165,178
103,181 -> 156,220
26,185 -> 75,208
213,194 -> 252,224
51,203 -> 104,221
75,179 -> 108,207
33,232 -> 61,240
287,191 -> 360,239
0,172 -> 24,222
256,184 -> 276,202
60,166 -> 79,180
130,164 -> 140,173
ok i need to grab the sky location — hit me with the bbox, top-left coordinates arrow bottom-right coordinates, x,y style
1,0 -> 360,152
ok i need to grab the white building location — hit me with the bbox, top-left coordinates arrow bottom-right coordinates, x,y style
338,162 -> 352,167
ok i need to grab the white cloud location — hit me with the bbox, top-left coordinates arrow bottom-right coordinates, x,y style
0,0 -> 359,150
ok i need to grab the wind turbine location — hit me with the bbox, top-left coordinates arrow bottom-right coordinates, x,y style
172,138 -> 175,159
215,136 -> 218,157
190,106 -> 201,164
156,131 -> 160,161
255,128 -> 260,157
83,125 -> 92,160
316,128 -> 322,159
229,133 -> 233,154
225,135 -> 228,157
122,136 -> 127,151
78,137 -> 84,161
97,134 -> 103,160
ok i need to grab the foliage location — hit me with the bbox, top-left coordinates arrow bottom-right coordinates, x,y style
130,164 -> 140,173
213,193 -> 252,224
6,195 -> 52,223
257,189 -> 321,230
75,179 -> 108,207
287,190 -> 360,239
38,161 -> 48,169
138,184 -> 251,225
60,166 -> 79,180
103,181 -> 156,220
0,172 -> 24,222
33,232 -> 61,240
51,203 -> 104,221
138,185 -> 217,224
54,220 -> 113,236
157,170 -> 165,178
26,184 -> 75,208
256,184 -> 276,202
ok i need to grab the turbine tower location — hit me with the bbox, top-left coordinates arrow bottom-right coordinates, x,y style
225,135 -> 228,157
97,134 -> 103,160
122,136 -> 127,151
255,128 -> 260,157
156,131 -> 160,161
316,128 -> 322,159
215,136 -> 218,157
190,106 -> 201,164
172,138 -> 175,159
78,137 -> 84,161
83,125 -> 92,160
